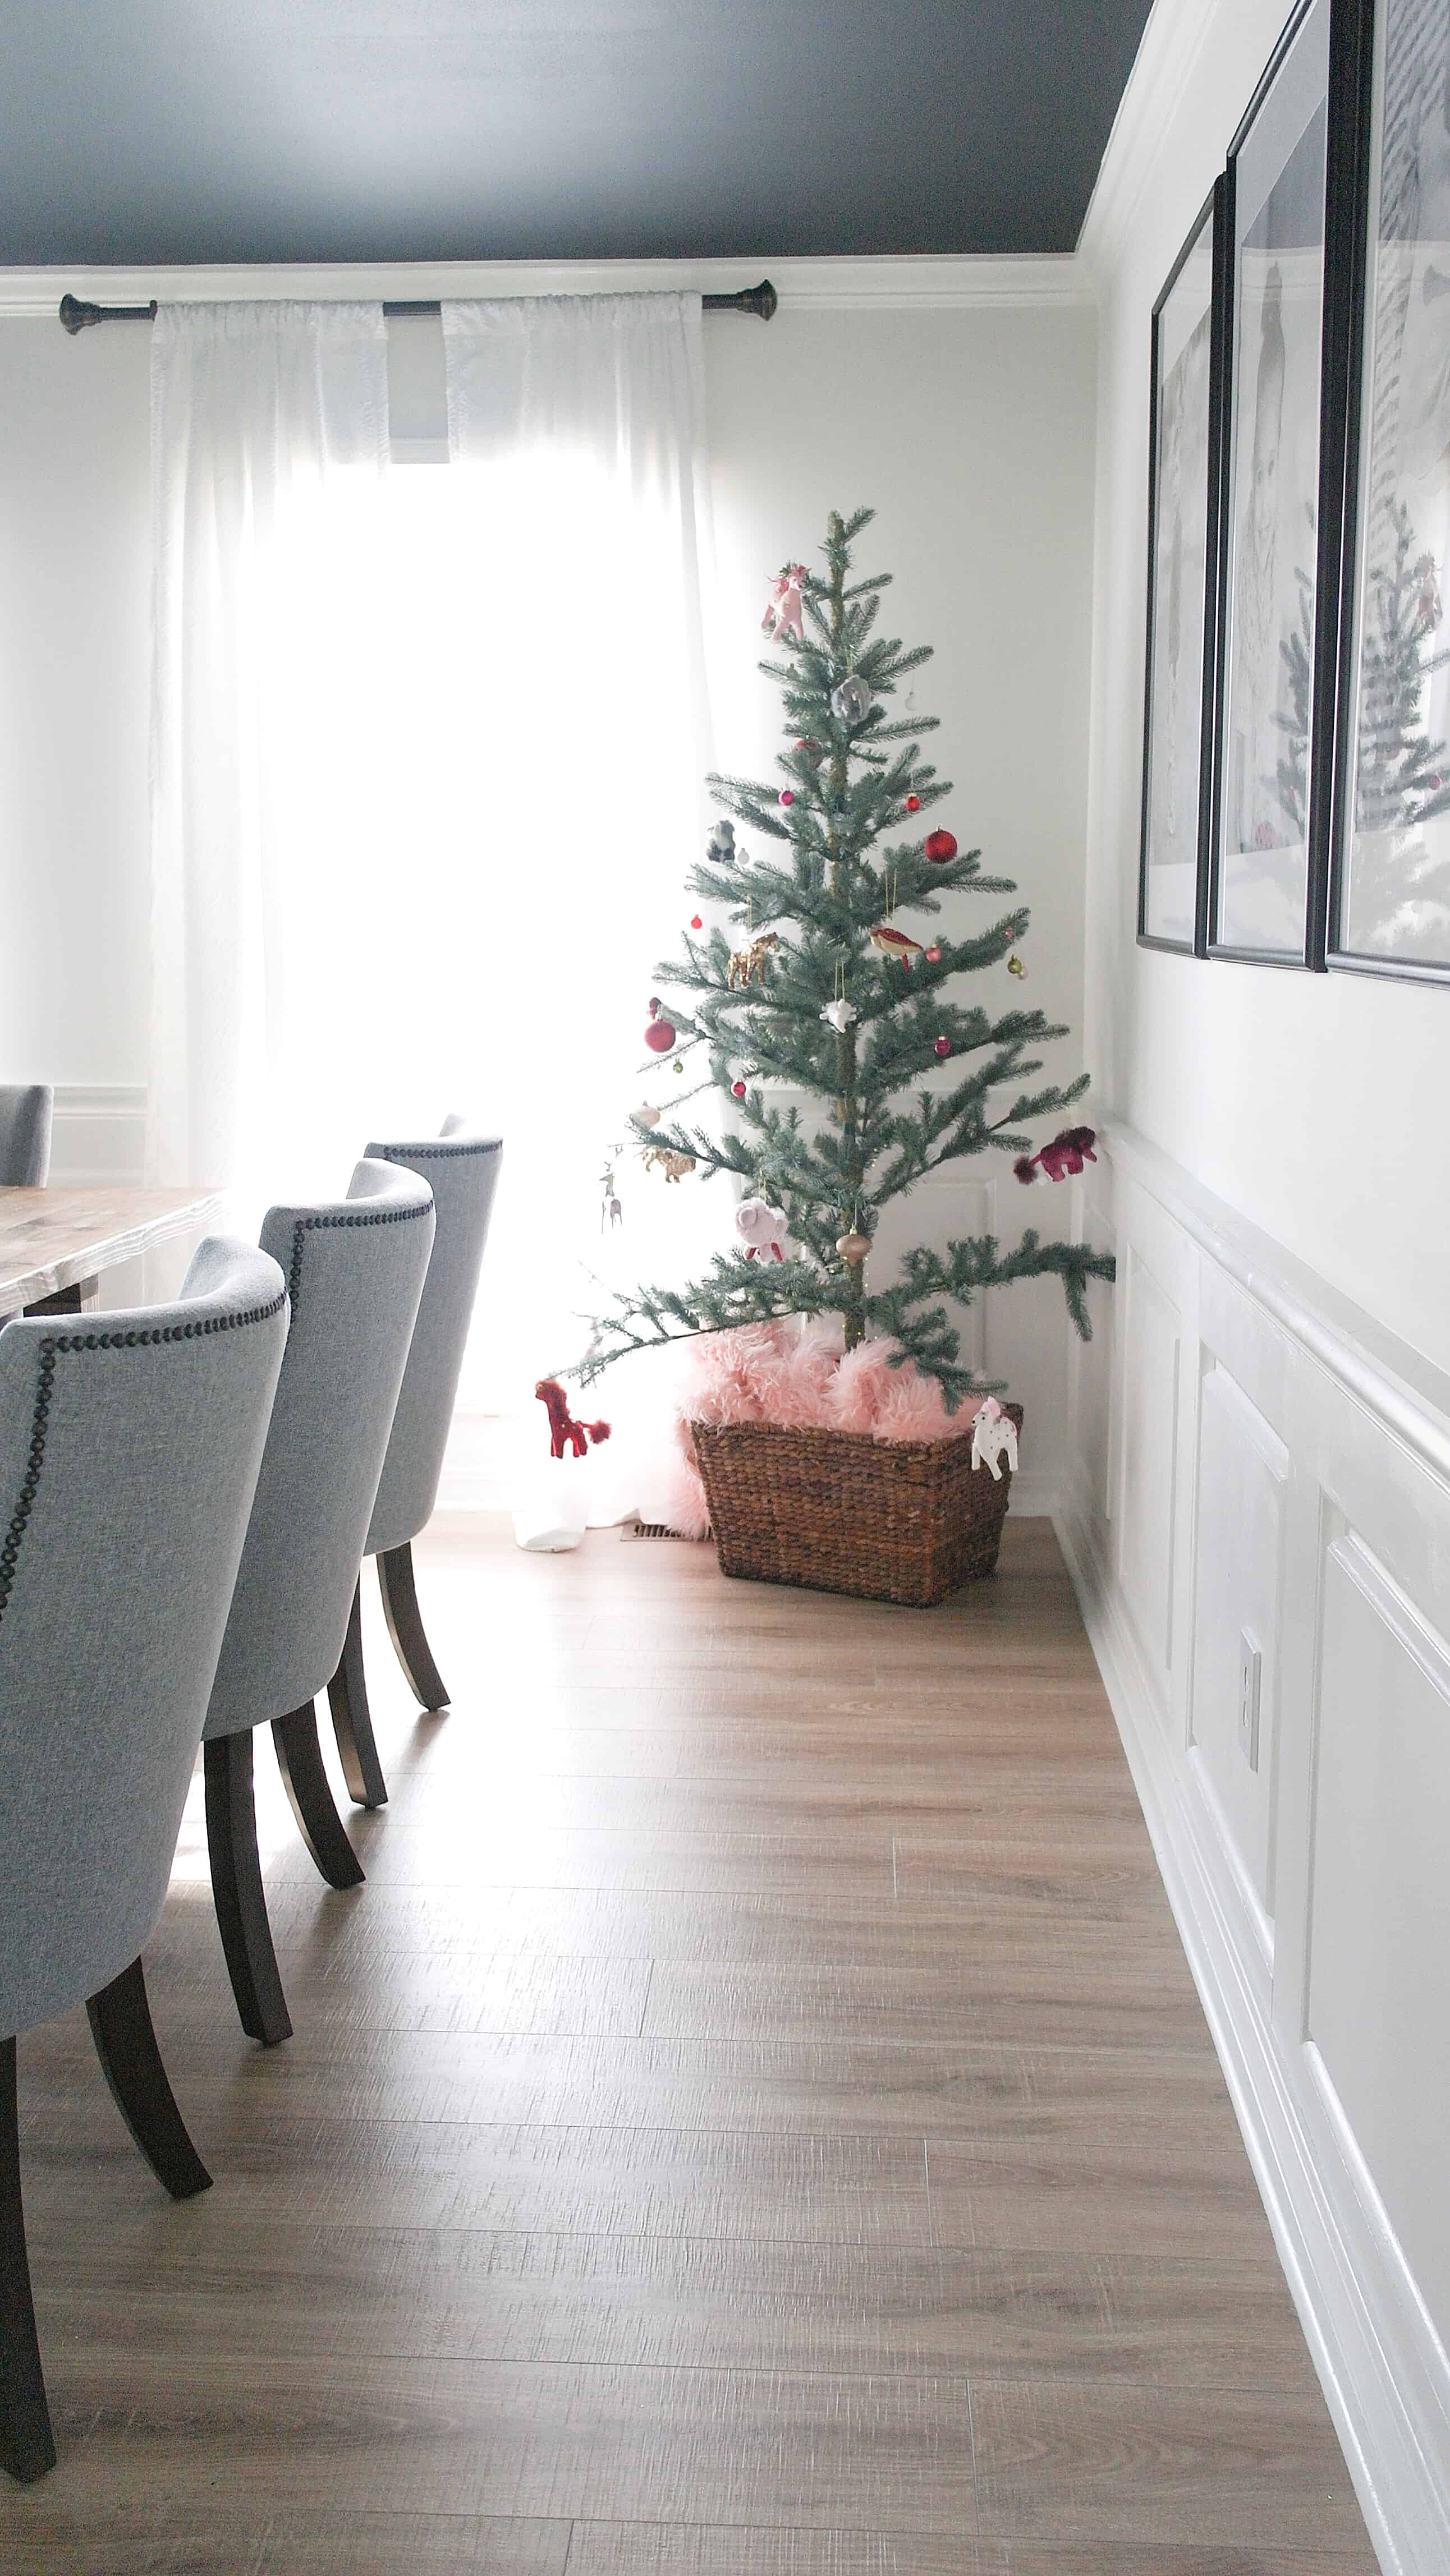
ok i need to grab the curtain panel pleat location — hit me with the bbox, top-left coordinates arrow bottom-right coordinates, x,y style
146,300 -> 389,1192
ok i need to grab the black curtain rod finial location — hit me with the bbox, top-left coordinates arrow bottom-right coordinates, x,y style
59,292 -> 157,333
59,279 -> 776,330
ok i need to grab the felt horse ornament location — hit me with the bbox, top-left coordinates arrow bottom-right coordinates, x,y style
1014,1125 -> 1098,1186
727,931 -> 779,990
761,564 -> 808,644
535,1378 -> 611,1460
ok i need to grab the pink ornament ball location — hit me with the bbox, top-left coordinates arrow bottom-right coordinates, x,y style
731,1079 -> 746,1097
645,1016 -> 676,1054
779,789 -> 795,806
934,1036 -> 951,1059
925,945 -> 943,964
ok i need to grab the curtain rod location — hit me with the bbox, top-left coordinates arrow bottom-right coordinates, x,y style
58,279 -> 777,333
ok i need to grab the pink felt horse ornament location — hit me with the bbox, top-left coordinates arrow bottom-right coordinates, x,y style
761,564 -> 808,644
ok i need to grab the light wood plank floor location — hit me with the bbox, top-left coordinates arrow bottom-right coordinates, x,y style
3,1516 -> 1378,2573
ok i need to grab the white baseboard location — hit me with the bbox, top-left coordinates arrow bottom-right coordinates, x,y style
51,1082 -> 146,1184
1054,1483 -> 1450,2576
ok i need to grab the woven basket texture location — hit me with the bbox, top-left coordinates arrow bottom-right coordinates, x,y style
689,1404 -> 1024,1608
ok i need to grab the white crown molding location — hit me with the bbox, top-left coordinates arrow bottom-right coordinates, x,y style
1076,0 -> 1216,282
0,251 -> 1094,324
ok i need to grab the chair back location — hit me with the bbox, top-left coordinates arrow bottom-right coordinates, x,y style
205,1159 -> 435,1737
0,1239 -> 287,2035
0,1087 -> 53,1188
363,1120 -> 502,1555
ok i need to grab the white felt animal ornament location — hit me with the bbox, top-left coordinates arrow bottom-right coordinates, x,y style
735,1197 -> 788,1262
970,1396 -> 1018,1481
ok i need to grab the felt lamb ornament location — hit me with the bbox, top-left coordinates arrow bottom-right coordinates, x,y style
970,1396 -> 1018,1481
735,1197 -> 789,1262
1014,1125 -> 1098,1186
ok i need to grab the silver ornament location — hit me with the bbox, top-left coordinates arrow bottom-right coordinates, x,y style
830,674 -> 873,728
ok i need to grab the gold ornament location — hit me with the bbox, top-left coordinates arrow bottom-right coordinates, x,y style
836,1231 -> 870,1264
1007,953 -> 1026,978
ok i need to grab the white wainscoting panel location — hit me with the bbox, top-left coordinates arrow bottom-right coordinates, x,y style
1060,1119 -> 1450,2576
1309,1529 -> 1450,2345
1189,1355 -> 1287,1943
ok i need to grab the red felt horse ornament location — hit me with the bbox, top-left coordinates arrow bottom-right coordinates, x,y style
535,1378 -> 611,1460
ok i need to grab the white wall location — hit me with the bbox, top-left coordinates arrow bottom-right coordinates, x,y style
0,277 -> 1099,1484
0,317 -> 152,1089
1064,7 -> 1450,2568
1081,0 -> 1450,1379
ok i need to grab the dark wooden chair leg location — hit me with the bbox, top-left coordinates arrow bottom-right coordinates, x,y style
204,1733 -> 293,2046
85,1958 -> 211,2202
378,1542 -> 450,1712
327,1579 -> 389,1809
272,1703 -> 366,1892
1,2035 -> 55,2484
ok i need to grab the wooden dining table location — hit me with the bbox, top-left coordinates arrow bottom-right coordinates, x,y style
0,1186 -> 224,1321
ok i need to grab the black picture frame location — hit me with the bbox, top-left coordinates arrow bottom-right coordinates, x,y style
1324,0 -> 1450,986
1139,183 -> 1225,957
1208,0 -> 1362,970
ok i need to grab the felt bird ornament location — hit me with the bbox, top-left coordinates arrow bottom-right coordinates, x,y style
869,923 -> 924,971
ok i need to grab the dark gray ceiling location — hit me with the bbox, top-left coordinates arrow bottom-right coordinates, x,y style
2,1 -> 1153,266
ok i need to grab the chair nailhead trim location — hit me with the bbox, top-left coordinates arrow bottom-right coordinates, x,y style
0,1288 -> 288,1631
378,1142 -> 501,1162
287,1202 -> 433,1315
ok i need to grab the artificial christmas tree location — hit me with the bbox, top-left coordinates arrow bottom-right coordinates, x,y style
580,507 -> 1114,1598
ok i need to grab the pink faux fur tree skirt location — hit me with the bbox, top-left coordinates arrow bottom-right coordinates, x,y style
654,1320 -> 990,1541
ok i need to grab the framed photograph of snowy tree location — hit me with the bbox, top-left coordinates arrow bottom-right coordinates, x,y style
1328,0 -> 1450,979
1139,185 -> 1224,954
1212,0 -> 1338,964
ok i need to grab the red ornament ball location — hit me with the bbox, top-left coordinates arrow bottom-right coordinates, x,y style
779,789 -> 795,806
934,1036 -> 951,1059
690,914 -> 703,930
905,794 -> 921,813
731,1079 -> 746,1098
645,1016 -> 677,1054
924,829 -> 958,863
925,944 -> 943,964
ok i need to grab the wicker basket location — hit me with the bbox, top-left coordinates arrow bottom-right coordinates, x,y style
689,1405 -> 1024,1608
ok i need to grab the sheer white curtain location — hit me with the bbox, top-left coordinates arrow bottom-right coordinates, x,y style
147,300 -> 389,1196
437,291 -> 721,1406
148,289 -> 718,1408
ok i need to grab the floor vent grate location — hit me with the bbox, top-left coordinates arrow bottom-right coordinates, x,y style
622,1519 -> 709,1542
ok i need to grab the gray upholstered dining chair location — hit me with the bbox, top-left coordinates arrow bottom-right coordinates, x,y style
1,1236 -> 287,2483
0,1086 -> 53,1188
327,1120 -> 501,1809
203,1157 -> 435,2048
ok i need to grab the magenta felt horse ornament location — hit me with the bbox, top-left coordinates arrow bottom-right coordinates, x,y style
535,1378 -> 611,1461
